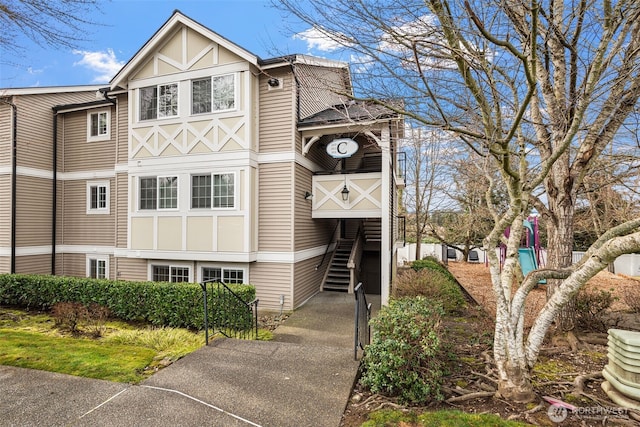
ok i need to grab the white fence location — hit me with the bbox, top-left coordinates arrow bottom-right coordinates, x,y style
398,243 -> 640,277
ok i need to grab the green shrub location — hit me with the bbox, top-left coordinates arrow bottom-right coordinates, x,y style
411,256 -> 449,274
360,296 -> 445,404
575,288 -> 614,332
393,268 -> 466,314
0,274 -> 255,330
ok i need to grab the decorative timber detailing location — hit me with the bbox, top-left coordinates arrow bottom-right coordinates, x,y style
131,118 -> 246,157
312,172 -> 383,218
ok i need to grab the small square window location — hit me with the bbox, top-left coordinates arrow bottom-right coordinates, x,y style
87,257 -> 108,279
87,181 -> 109,214
87,109 -> 110,141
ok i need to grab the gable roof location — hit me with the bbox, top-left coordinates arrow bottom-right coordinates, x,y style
110,10 -> 260,89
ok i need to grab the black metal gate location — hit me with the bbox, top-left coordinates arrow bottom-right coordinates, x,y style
200,281 -> 259,344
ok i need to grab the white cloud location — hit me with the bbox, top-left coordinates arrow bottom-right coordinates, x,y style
293,27 -> 344,52
72,49 -> 124,83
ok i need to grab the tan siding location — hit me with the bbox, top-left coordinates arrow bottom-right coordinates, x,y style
0,103 -> 12,166
293,255 -> 324,307
258,163 -> 293,251
61,109 -> 116,172
115,173 -> 128,249
61,252 -> 86,277
258,73 -> 295,153
14,92 -> 98,171
15,254 -> 50,274
296,64 -> 349,120
294,163 -> 337,250
117,94 -> 128,164
114,257 -> 148,282
0,256 -> 9,274
15,175 -> 52,247
249,262 -> 292,310
60,180 -> 115,246
0,174 -> 11,247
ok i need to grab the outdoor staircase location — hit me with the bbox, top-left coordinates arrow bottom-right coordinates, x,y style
362,219 -> 381,243
322,239 -> 353,292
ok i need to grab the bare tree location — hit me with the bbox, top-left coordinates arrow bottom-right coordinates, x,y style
0,0 -> 102,55
400,125 -> 450,259
276,0 -> 640,401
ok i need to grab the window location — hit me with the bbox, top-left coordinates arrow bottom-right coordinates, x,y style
212,75 -> 235,111
190,74 -> 235,115
158,176 -> 178,209
191,175 -> 211,208
202,267 -> 244,284
139,176 -> 178,210
87,257 -> 108,279
213,173 -> 234,208
191,173 -> 234,209
139,177 -> 157,210
87,181 -> 109,214
139,83 -> 178,120
192,78 -> 212,114
152,265 -> 190,283
87,109 -> 110,141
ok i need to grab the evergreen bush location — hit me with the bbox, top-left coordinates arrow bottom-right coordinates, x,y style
360,296 -> 445,404
0,274 -> 255,330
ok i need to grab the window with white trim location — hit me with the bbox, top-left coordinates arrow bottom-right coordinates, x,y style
87,256 -> 108,279
152,265 -> 190,283
191,74 -> 236,115
86,181 -> 110,214
139,176 -> 178,210
202,267 -> 245,284
139,83 -> 178,121
191,173 -> 235,209
87,109 -> 110,141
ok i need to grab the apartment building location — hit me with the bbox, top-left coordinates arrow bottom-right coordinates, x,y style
0,11 -> 404,310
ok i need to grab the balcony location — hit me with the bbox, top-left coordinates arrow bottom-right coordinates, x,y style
311,172 -> 382,218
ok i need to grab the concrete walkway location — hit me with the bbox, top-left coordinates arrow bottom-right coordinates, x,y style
0,291 -> 379,427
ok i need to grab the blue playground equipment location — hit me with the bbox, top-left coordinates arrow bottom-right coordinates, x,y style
502,216 -> 545,284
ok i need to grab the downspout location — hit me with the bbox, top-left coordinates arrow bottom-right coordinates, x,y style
51,109 -> 58,275
1,98 -> 18,274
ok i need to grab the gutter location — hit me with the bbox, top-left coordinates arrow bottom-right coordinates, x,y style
1,99 -> 18,273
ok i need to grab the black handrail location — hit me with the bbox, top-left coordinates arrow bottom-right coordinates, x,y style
354,282 -> 371,360
200,280 -> 259,344
315,220 -> 340,270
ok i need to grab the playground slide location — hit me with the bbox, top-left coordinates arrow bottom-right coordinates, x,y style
518,247 -> 546,284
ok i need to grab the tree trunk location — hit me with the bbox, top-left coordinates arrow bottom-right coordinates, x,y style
415,230 -> 422,261
545,167 -> 577,331
547,201 -> 576,332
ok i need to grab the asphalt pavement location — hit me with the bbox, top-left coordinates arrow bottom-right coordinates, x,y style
0,291 -> 379,427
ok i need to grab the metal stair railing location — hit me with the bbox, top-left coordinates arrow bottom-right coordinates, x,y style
200,280 -> 259,344
354,282 -> 371,360
347,224 -> 364,293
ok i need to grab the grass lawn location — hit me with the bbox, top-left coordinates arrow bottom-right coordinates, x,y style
0,307 -> 204,383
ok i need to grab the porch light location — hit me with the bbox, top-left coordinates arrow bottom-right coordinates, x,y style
304,191 -> 313,200
341,185 -> 350,201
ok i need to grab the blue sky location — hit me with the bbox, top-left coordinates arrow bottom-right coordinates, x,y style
0,0 -> 341,88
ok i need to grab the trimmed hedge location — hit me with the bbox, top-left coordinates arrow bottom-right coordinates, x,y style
0,274 -> 255,330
